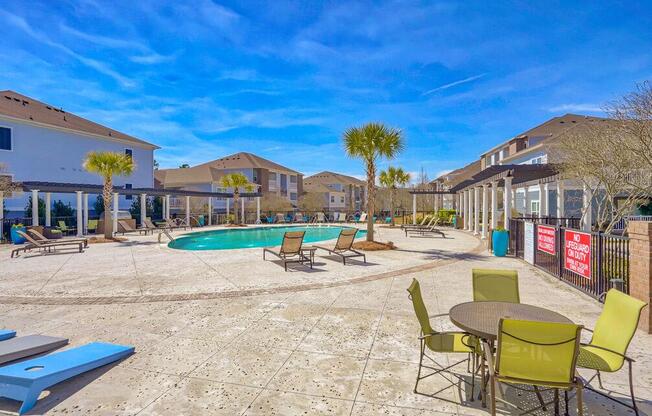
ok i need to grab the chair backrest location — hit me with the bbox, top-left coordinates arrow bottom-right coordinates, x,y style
17,230 -> 42,247
419,215 -> 429,226
275,213 -> 285,222
338,213 -> 347,221
27,229 -> 48,241
496,318 -> 582,385
87,219 -> 98,229
144,218 -> 156,228
359,213 -> 367,222
118,220 -> 134,231
58,221 -> 68,230
317,212 -> 325,221
590,289 -> 647,364
335,228 -> 357,250
406,279 -> 434,336
472,269 -> 520,303
280,231 -> 305,255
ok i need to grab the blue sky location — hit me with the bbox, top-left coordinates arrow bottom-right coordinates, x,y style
1,1 -> 651,180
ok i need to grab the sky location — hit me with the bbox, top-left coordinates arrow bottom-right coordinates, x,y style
1,1 -> 651,181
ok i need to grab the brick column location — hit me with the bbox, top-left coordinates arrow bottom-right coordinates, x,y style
629,221 -> 652,333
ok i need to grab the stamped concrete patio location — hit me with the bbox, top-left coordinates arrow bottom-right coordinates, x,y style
0,226 -> 650,415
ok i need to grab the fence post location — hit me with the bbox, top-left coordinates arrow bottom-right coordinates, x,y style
558,226 -> 564,279
628,221 -> 652,333
596,231 -> 603,296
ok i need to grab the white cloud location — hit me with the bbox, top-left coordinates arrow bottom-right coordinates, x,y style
547,103 -> 603,113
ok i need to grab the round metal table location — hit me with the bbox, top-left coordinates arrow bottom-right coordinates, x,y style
449,301 -> 573,341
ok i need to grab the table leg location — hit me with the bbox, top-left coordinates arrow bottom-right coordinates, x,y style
481,341 -> 486,407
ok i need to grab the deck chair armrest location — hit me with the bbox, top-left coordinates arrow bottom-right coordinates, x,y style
580,343 -> 633,361
428,313 -> 449,319
482,340 -> 495,376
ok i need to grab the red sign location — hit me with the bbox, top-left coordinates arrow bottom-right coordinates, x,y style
564,230 -> 592,279
537,225 -> 556,255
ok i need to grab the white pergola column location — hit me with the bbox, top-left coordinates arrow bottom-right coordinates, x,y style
241,198 -> 245,224
207,197 -> 212,226
540,183 -> 549,217
113,192 -> 119,235
481,184 -> 489,239
165,195 -> 171,219
582,183 -> 593,232
491,181 -> 498,229
83,193 -> 89,234
226,198 -> 230,217
140,193 -> 147,227
75,191 -> 83,237
556,181 -> 565,218
465,189 -> 472,230
473,186 -> 480,235
412,193 -> 417,225
457,193 -> 462,215
31,189 -> 39,226
185,196 -> 191,226
256,196 -> 261,223
45,192 -> 51,227
504,176 -> 513,231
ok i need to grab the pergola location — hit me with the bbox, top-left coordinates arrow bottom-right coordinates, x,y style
1,181 -> 262,238
407,188 -> 455,224
450,164 -> 592,239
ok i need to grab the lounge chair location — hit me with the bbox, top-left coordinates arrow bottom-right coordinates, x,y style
0,342 -> 134,414
11,231 -> 84,258
275,213 -> 286,223
144,218 -> 170,231
263,231 -> 312,271
313,212 -> 327,223
314,228 -> 366,264
356,213 -> 367,223
57,220 -> 76,235
337,213 -> 347,223
294,213 -> 304,223
401,215 -> 430,230
27,229 -> 88,248
405,219 -> 445,238
116,220 -> 152,235
165,218 -> 190,230
0,330 -> 16,341
0,334 -> 69,365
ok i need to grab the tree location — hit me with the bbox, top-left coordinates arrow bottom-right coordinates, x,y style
220,173 -> 255,224
93,195 -> 105,216
260,193 -> 293,213
153,159 -> 160,170
179,163 -> 190,168
52,200 -> 74,218
83,151 -> 135,238
343,122 -> 404,241
298,192 -> 325,212
24,196 -> 46,219
379,166 -> 411,226
129,196 -> 154,220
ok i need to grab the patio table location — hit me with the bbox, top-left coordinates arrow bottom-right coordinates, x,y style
449,301 -> 572,406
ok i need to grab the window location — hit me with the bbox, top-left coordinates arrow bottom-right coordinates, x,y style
290,192 -> 297,200
125,183 -> 133,200
289,175 -> 297,184
340,196 -> 345,203
125,148 -> 133,159
0,127 -> 11,151
330,195 -> 335,203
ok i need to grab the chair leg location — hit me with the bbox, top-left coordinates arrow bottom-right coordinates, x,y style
564,390 -> 569,416
414,339 -> 425,393
554,388 -> 560,416
469,352 -> 475,402
534,385 -> 547,411
628,361 -> 639,416
489,376 -> 497,416
576,382 -> 583,416
596,370 -> 604,389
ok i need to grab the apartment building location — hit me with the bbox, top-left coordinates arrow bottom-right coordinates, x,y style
303,171 -> 366,211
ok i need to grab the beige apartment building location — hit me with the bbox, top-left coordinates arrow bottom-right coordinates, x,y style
303,171 -> 366,211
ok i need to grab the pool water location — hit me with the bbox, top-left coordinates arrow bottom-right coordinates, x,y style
168,225 -> 366,251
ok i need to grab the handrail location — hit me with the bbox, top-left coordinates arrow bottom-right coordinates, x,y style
158,229 -> 175,243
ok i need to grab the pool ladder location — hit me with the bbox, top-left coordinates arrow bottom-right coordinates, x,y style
157,229 -> 175,243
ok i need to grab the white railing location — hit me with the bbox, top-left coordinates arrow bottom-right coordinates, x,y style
613,215 -> 652,230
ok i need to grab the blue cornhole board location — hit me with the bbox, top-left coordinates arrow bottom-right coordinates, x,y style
0,330 -> 16,341
0,342 -> 134,414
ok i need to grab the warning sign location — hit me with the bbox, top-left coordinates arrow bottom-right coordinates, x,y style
564,230 -> 591,279
537,225 -> 556,255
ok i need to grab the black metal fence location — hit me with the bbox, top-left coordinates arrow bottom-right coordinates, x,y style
509,218 -> 629,300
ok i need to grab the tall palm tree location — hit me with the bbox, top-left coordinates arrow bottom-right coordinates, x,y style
83,151 -> 135,239
379,166 -> 411,227
220,173 -> 255,224
343,122 -> 404,241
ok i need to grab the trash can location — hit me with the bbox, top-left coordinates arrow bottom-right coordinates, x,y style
492,229 -> 509,257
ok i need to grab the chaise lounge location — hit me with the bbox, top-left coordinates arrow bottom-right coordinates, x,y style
27,229 -> 88,248
0,334 -> 69,365
116,220 -> 153,236
11,231 -> 85,258
405,220 -> 446,238
263,231 -> 313,271
314,228 -> 366,264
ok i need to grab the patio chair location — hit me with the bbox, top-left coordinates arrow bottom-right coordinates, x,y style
356,213 -> 367,223
401,215 -> 430,230
337,213 -> 347,223
294,213 -> 304,223
314,228 -> 366,264
484,318 -> 584,416
11,231 -> 84,258
117,220 -> 152,235
144,218 -> 170,231
407,279 -> 479,398
576,289 -> 647,415
275,213 -> 286,223
314,212 -> 327,223
0,342 -> 134,414
263,231 -> 312,271
27,228 -> 88,248
472,269 -> 520,303
405,220 -> 445,238
57,220 -> 75,235
165,218 -> 189,230
87,219 -> 98,233
0,334 -> 69,365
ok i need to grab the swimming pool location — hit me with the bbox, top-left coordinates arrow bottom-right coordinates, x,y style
168,225 -> 366,251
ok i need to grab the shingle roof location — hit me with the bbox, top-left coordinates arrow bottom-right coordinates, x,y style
0,90 -> 159,149
304,171 -> 365,187
194,152 -> 301,175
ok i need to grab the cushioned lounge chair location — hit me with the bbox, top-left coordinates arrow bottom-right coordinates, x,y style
263,231 -> 312,271
117,220 -> 152,235
27,229 -> 88,248
314,228 -> 366,264
0,342 -> 134,415
0,334 -> 69,365
11,231 -> 84,258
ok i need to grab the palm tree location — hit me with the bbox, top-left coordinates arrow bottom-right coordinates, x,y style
379,166 -> 411,227
83,151 -> 135,239
343,122 -> 404,241
220,173 -> 255,224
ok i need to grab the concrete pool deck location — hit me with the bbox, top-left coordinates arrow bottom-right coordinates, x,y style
0,226 -> 650,415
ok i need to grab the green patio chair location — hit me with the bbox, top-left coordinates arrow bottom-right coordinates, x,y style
87,219 -> 98,233
472,268 -> 520,303
484,318 -> 584,416
57,220 -> 75,235
407,279 -> 479,398
577,289 -> 647,415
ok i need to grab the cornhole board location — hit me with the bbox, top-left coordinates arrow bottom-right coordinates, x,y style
0,342 -> 135,414
0,330 -> 16,341
0,335 -> 69,365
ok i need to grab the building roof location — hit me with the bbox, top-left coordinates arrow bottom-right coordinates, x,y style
430,160 -> 482,190
450,163 -> 559,192
194,152 -> 301,175
0,90 -> 159,149
304,171 -> 365,187
303,182 -> 335,193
